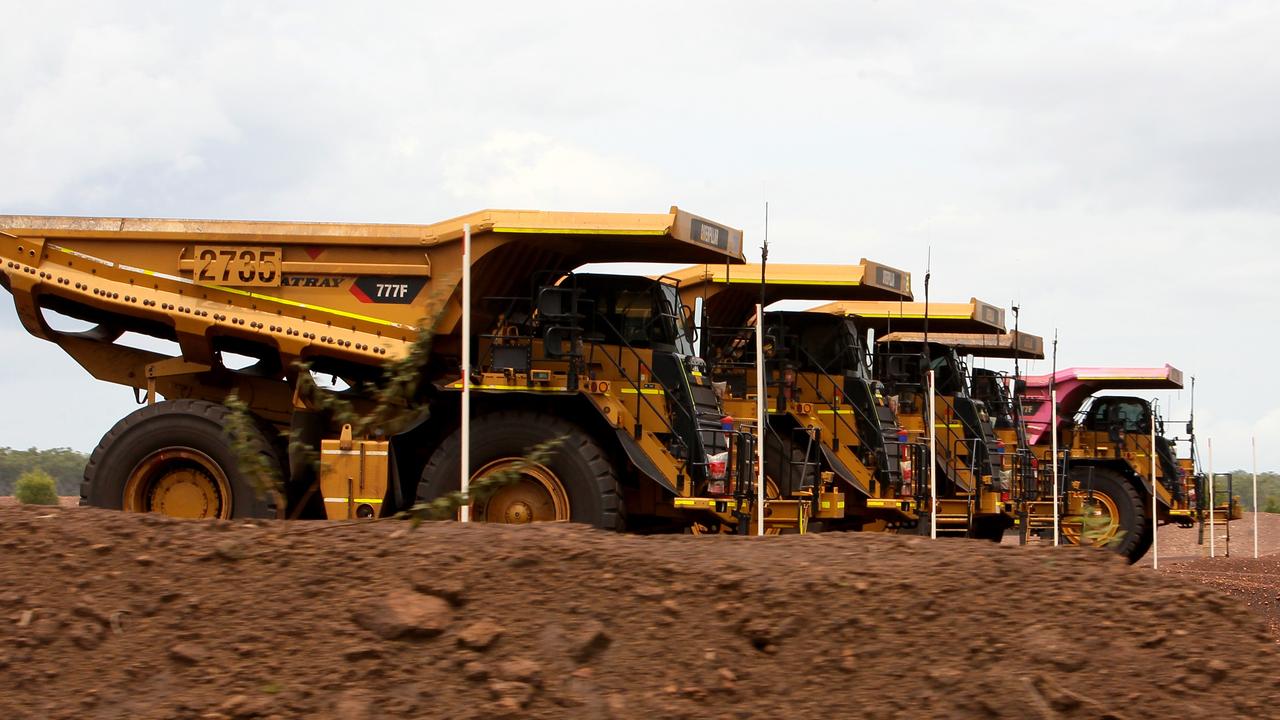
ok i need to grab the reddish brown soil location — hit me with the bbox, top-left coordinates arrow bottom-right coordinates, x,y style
2,506 -> 1279,720
1160,555 -> 1280,646
1156,512 -> 1280,560
0,496 -> 82,508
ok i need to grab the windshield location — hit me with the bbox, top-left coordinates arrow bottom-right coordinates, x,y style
788,317 -> 867,375
929,348 -> 968,396
1083,397 -> 1151,433
574,274 -> 692,355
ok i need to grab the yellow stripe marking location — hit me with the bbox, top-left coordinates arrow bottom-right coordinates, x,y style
857,312 -> 972,319
54,245 -> 412,331
718,278 -> 866,286
446,381 -> 571,392
493,227 -> 667,236
204,282 -> 408,328
673,498 -> 719,508
323,498 -> 384,504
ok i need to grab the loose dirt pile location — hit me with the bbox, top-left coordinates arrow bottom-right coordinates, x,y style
1161,555 -> 1280,646
2,507 -> 1278,720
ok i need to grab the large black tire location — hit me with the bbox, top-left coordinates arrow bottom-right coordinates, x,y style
1061,466 -> 1146,563
82,399 -> 283,519
970,515 -> 1011,543
418,412 -> 624,530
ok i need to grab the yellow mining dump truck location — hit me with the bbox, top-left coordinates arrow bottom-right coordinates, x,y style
717,296 -> 1008,535
810,300 -> 1011,538
880,331 -> 1046,541
0,207 -> 812,531
1020,365 -> 1206,562
667,261 -> 914,531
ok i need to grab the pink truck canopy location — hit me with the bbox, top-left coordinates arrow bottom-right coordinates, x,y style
1021,365 -> 1184,444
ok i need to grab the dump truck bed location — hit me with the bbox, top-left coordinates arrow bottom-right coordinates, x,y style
0,207 -> 743,408
877,331 -> 1045,360
1,206 -> 741,354
811,298 -> 1007,335
667,260 -> 912,328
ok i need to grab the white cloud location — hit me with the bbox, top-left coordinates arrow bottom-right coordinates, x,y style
442,131 -> 665,210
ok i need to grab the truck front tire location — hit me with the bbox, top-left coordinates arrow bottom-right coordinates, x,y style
1061,466 -> 1146,563
82,399 -> 283,519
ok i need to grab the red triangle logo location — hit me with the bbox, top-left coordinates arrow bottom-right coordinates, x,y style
304,247 -> 323,260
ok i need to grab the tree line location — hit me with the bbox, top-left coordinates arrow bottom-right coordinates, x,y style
0,447 -> 88,496
2,445 -> 1280,513
1217,470 -> 1280,514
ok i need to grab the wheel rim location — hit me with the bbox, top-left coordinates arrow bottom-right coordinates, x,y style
470,458 -> 570,523
1062,490 -> 1122,547
123,448 -> 232,519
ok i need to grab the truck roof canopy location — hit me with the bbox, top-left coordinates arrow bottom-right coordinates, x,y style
667,260 -> 912,328
1021,365 -> 1184,444
810,298 -> 1007,335
877,331 -> 1044,359
1023,365 -> 1184,393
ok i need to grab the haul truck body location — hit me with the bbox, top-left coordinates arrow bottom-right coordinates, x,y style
667,261 -> 914,531
0,208 -> 821,531
880,331 -> 1047,539
737,297 -> 1009,534
810,300 -> 1010,537
1020,366 -> 1205,562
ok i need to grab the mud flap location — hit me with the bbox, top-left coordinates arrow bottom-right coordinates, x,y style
817,444 -> 871,497
613,428 -> 678,494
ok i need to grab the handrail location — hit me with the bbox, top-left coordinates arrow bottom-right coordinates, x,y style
581,311 -> 710,461
792,345 -> 885,436
586,337 -> 687,441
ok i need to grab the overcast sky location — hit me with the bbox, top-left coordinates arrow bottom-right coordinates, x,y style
2,2 -> 1277,470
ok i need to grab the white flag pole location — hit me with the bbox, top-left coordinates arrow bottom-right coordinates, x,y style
1208,438 -> 1215,558
459,223 -> 472,523
929,369 -> 937,540
1253,436 -> 1259,560
755,304 -> 766,536
1151,411 -> 1158,570
1051,389 -> 1060,547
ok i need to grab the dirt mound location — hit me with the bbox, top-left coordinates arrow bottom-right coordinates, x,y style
1,506 -> 1277,719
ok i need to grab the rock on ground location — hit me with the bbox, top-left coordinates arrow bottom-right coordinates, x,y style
1,505 -> 1279,719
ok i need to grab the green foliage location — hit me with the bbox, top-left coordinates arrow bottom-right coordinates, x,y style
223,318 -> 445,519
1219,471 -> 1280,514
0,447 -> 87,496
223,394 -> 284,500
398,436 -> 566,525
290,324 -> 437,439
1079,499 -> 1126,548
14,468 -> 59,505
